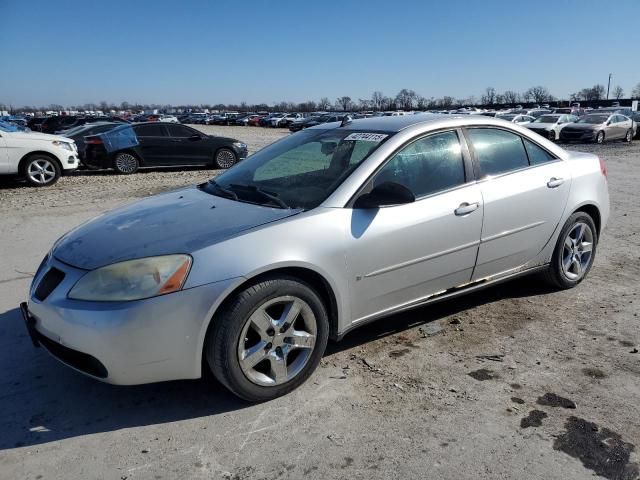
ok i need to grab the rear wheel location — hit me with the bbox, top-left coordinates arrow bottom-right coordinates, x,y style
205,276 -> 329,402
23,155 -> 61,187
548,130 -> 556,141
543,212 -> 597,289
625,129 -> 633,143
214,148 -> 237,169
113,152 -> 139,174
596,131 -> 605,144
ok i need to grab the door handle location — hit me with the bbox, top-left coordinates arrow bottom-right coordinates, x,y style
455,202 -> 479,216
547,177 -> 564,188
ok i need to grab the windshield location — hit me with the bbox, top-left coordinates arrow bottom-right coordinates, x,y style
204,128 -> 392,210
0,121 -> 20,132
499,114 -> 517,120
577,115 -> 608,124
534,116 -> 558,123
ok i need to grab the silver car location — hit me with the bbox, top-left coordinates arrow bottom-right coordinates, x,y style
560,113 -> 636,144
21,115 -> 610,401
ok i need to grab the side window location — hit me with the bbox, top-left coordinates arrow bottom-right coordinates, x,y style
467,128 -> 529,177
134,124 -> 165,137
524,139 -> 555,166
372,131 -> 465,198
167,124 -> 196,137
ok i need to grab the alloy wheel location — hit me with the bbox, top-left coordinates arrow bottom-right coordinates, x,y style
626,130 -> 633,142
115,153 -> 138,173
561,222 -> 594,281
215,149 -> 236,168
596,131 -> 604,144
237,296 -> 317,386
27,159 -> 56,185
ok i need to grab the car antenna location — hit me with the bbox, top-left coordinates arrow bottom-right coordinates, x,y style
340,115 -> 352,127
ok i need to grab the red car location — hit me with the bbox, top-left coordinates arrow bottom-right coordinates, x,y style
248,114 -> 268,126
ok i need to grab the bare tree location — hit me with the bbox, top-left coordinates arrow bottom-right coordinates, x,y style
525,86 -> 551,103
336,96 -> 353,111
481,87 -> 496,105
632,82 -> 640,99
371,91 -> 384,111
395,89 -> 417,110
318,97 -> 331,110
612,85 -> 624,100
503,90 -> 520,104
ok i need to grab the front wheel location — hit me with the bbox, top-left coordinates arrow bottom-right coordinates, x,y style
23,155 -> 61,187
214,148 -> 237,169
205,276 -> 329,401
543,212 -> 597,289
596,131 -> 605,144
548,130 -> 556,141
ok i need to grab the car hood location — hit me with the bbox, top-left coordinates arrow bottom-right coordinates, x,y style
53,186 -> 302,270
527,123 -> 554,131
10,131 -> 73,142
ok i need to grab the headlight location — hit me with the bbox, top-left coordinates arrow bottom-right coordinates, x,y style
69,255 -> 192,302
52,140 -> 73,151
233,141 -> 247,149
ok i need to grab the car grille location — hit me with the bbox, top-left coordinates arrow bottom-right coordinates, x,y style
34,267 -> 65,301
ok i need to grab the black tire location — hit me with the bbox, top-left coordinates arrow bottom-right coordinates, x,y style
543,212 -> 598,289
625,129 -> 633,143
205,276 -> 329,402
113,152 -> 139,174
22,154 -> 61,187
214,148 -> 237,169
596,131 -> 605,144
548,130 -> 556,141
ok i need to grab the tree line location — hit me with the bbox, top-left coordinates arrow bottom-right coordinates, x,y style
3,82 -> 640,114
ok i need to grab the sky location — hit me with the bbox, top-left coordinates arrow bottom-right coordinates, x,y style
1,0 -> 639,107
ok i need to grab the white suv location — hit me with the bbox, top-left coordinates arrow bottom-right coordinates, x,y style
0,121 -> 79,186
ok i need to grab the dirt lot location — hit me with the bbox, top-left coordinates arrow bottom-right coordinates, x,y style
0,125 -> 638,480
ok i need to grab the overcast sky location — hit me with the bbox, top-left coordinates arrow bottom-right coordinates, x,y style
2,0 -> 639,107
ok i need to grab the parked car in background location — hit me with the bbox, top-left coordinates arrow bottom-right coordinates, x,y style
235,114 -> 260,126
248,113 -> 269,126
497,114 -> 535,125
22,114 -> 609,400
526,114 -> 578,141
630,111 -> 640,138
0,120 -> 79,186
553,107 -> 586,117
259,113 -> 281,127
269,113 -> 302,128
83,122 -> 248,173
186,113 -> 208,124
526,109 -> 552,118
289,115 -> 321,132
560,113 -> 635,144
59,122 -> 121,160
158,114 -> 179,123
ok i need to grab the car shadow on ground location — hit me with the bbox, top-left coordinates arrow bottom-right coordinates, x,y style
0,276 -> 554,450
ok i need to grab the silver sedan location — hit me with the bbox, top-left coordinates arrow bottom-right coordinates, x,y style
22,115 -> 610,401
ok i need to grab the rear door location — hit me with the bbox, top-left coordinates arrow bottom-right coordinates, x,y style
132,123 -> 171,165
465,127 -> 571,280
165,124 -> 210,165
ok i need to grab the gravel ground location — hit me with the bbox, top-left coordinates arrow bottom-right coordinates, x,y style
0,126 -> 639,480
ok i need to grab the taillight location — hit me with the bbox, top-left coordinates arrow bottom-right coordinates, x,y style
85,137 -> 103,145
598,157 -> 607,178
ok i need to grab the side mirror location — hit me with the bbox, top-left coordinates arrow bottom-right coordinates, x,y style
354,181 -> 415,209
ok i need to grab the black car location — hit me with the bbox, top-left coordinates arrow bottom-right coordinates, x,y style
60,122 -> 121,161
83,122 -> 248,173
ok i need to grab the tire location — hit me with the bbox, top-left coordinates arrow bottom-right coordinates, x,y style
205,276 -> 329,402
625,129 -> 633,143
214,148 -> 237,169
113,152 -> 139,174
23,154 -> 61,187
548,129 -> 556,141
543,212 -> 597,289
596,131 -> 605,144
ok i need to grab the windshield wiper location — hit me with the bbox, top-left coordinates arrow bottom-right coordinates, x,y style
206,180 -> 238,200
228,183 -> 289,209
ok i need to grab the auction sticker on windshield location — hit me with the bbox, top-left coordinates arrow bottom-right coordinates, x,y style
344,132 -> 388,142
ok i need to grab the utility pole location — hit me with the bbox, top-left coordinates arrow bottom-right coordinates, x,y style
606,73 -> 612,100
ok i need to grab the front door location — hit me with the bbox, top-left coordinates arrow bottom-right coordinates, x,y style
464,127 -> 571,280
346,130 -> 483,323
165,124 -> 210,165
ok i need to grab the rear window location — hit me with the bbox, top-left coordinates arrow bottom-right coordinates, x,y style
134,124 -> 166,136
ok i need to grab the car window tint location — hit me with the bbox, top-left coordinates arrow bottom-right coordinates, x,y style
166,124 -> 195,137
134,124 -> 165,136
373,131 -> 465,198
524,139 -> 555,166
467,128 -> 529,176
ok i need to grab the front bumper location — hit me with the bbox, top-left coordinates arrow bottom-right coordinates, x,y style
24,255 -> 238,385
560,129 -> 597,142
